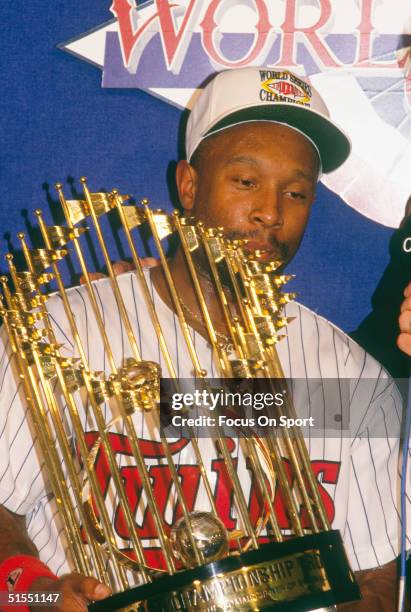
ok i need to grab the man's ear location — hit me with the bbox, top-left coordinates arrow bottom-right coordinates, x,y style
176,160 -> 198,212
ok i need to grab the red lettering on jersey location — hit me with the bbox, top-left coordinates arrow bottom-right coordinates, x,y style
171,464 -> 202,524
79,432 -> 190,531
79,433 -> 340,570
247,457 -> 271,523
271,459 -> 340,528
211,458 -> 238,531
114,463 -> 202,540
82,431 -> 190,461
273,459 -> 294,529
309,460 -> 341,524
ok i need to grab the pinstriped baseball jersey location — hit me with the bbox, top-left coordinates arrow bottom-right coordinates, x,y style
0,271 -> 406,577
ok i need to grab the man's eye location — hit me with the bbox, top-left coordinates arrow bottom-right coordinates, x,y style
285,191 -> 306,200
234,178 -> 256,188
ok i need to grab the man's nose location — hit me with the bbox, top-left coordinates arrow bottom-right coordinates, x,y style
249,191 -> 283,228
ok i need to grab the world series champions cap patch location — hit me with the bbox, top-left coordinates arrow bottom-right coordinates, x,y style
259,70 -> 312,107
185,66 -> 351,174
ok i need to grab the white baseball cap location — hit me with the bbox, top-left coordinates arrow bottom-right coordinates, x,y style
185,67 -> 351,174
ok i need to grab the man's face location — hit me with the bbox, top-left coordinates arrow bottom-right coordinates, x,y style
176,122 -> 318,267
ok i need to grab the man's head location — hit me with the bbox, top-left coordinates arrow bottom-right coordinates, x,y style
176,67 -> 350,268
176,121 -> 318,266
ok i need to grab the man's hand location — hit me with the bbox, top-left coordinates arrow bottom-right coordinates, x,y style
337,559 -> 399,611
0,506 -> 111,611
398,282 -> 411,356
29,574 -> 111,611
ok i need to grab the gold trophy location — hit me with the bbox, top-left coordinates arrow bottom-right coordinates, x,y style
0,178 -> 360,611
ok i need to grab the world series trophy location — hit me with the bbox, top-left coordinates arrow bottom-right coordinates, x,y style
0,178 -> 361,611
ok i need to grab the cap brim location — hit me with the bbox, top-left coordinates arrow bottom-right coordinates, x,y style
205,105 -> 351,174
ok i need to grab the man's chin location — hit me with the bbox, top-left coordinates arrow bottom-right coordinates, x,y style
241,248 -> 293,271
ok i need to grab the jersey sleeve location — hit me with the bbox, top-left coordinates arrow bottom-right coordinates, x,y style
344,373 -> 404,571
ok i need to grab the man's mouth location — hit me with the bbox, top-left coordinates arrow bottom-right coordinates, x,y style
240,240 -> 289,262
243,241 -> 275,253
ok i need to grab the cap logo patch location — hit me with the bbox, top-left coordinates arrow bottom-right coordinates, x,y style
259,70 -> 311,107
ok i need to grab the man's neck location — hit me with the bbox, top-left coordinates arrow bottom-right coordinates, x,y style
150,247 -> 233,341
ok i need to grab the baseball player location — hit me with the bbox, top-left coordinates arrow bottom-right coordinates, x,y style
0,67 -> 408,612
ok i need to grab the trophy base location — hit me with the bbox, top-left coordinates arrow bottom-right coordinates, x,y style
89,530 -> 360,612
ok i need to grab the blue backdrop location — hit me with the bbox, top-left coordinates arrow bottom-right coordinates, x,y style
0,1 -> 394,333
